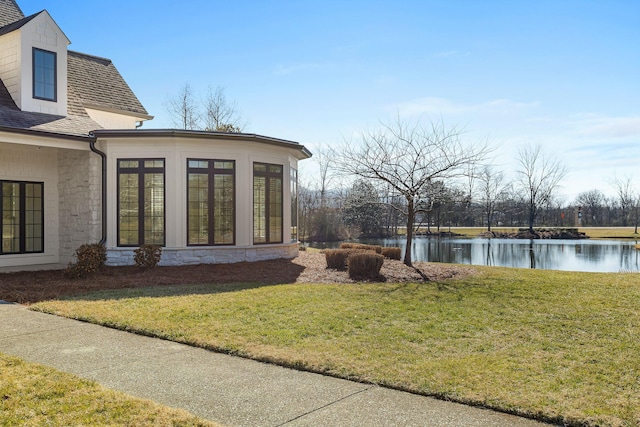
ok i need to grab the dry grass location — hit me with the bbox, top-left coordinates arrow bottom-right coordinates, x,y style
0,353 -> 218,426
449,227 -> 639,239
32,265 -> 640,427
0,251 -> 475,304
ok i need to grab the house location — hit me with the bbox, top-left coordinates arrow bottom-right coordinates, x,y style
0,0 -> 311,271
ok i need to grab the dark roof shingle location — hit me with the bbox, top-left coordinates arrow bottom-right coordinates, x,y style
0,10 -> 36,36
68,51 -> 150,117
0,0 -> 150,137
0,64 -> 102,136
0,0 -> 23,28
0,104 -> 103,136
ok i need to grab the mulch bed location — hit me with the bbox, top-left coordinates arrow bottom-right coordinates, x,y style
0,252 -> 476,304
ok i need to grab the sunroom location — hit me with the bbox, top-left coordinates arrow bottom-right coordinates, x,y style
94,129 -> 311,266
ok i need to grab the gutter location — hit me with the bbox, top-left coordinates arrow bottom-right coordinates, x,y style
88,139 -> 107,245
0,125 -> 93,142
92,128 -> 313,159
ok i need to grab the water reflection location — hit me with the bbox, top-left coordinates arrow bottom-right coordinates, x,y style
312,238 -> 640,273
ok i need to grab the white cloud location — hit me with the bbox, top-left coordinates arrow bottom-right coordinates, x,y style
395,97 -> 540,117
272,62 -> 326,76
569,115 -> 640,139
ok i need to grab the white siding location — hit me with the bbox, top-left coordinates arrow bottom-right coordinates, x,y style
0,31 -> 21,107
0,142 -> 60,268
85,108 -> 147,130
100,135 -> 301,266
18,12 -> 69,116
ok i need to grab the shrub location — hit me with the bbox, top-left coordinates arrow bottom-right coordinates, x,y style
348,253 -> 385,280
325,249 -> 350,270
381,247 -> 402,260
64,243 -> 106,279
340,243 -> 382,254
133,244 -> 162,269
325,248 -> 378,270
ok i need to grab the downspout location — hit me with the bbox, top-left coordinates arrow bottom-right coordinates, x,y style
89,138 -> 107,245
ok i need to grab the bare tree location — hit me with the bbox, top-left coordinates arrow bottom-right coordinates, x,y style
303,146 -> 339,242
312,145 -> 337,209
478,166 -> 509,232
574,189 -> 607,226
515,144 -> 568,233
611,176 -> 640,233
342,179 -> 385,237
335,117 -> 490,266
166,83 -> 200,130
461,163 -> 478,226
203,86 -> 245,132
297,183 -> 319,243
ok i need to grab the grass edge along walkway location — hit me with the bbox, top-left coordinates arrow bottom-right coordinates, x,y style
32,267 -> 640,427
0,352 -> 219,426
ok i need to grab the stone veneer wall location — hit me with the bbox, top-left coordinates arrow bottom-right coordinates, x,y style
57,149 -> 102,264
106,243 -> 299,267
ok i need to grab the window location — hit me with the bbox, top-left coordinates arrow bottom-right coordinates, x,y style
291,168 -> 298,242
253,163 -> 283,244
117,159 -> 165,246
187,159 -> 235,245
1,181 -> 44,255
33,48 -> 56,101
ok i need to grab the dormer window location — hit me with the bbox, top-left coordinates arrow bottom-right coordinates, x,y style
33,48 -> 57,101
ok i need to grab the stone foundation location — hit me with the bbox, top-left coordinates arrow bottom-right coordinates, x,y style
106,243 -> 299,267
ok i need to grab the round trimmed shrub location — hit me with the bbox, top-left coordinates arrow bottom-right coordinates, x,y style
133,244 -> 162,269
348,253 -> 385,280
64,243 -> 106,279
381,247 -> 402,260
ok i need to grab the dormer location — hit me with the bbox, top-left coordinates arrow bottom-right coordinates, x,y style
0,10 -> 69,116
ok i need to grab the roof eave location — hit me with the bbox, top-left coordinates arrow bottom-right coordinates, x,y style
0,124 -> 94,142
92,128 -> 312,159
83,103 -> 154,121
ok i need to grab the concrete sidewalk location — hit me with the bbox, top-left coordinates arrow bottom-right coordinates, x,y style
0,302 -> 554,426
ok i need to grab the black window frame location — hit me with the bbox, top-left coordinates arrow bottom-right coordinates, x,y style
32,48 -> 57,102
290,167 -> 298,242
187,159 -> 236,246
0,180 -> 45,255
253,162 -> 283,245
117,159 -> 166,247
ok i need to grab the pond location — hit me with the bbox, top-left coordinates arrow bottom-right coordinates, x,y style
310,238 -> 640,273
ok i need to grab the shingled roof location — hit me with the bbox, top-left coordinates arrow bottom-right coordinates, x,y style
0,10 -> 35,36
0,0 -> 150,136
68,51 -> 150,118
0,0 -> 23,27
0,78 -> 102,135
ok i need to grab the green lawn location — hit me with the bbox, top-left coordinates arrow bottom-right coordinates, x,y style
0,353 -> 218,426
32,268 -> 640,426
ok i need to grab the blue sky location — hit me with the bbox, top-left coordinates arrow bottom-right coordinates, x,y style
22,0 -> 640,201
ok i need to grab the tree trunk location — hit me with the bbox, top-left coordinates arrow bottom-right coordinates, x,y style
404,198 -> 414,267
528,201 -> 535,232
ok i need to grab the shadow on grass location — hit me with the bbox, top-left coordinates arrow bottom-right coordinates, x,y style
67,281 -> 280,302
0,258 -> 306,304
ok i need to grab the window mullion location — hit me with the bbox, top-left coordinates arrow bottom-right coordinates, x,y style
264,172 -> 270,243
18,183 -> 26,254
138,169 -> 145,245
208,162 -> 216,245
